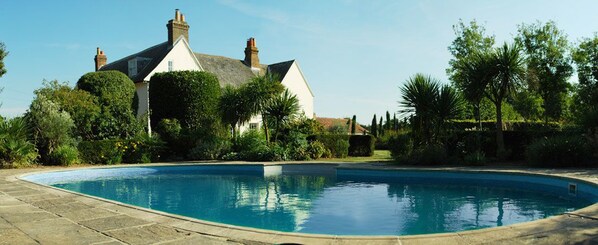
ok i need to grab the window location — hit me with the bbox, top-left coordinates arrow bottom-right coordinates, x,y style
128,59 -> 137,76
168,60 -> 173,71
249,123 -> 259,130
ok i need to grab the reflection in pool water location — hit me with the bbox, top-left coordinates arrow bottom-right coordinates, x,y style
45,165 -> 594,235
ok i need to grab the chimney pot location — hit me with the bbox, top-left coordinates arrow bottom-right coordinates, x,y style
244,37 -> 260,69
94,47 -> 107,71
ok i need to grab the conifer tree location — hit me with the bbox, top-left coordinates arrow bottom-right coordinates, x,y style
351,115 -> 356,134
371,115 -> 377,137
379,117 -> 384,136
393,113 -> 398,131
385,111 -> 392,130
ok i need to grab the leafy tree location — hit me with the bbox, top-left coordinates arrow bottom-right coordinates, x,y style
77,71 -> 139,139
447,20 -> 495,126
26,95 -> 75,162
351,115 -> 357,134
0,42 -> 7,78
485,43 -> 526,157
371,115 -> 378,137
572,34 -> 598,130
510,90 -> 544,122
34,80 -> 100,140
264,89 -> 300,142
516,21 -> 573,123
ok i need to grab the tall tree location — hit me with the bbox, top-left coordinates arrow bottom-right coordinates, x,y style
351,115 -> 357,134
0,42 -> 7,78
572,34 -> 598,129
393,113 -> 398,131
371,115 -> 378,137
485,43 -> 526,157
516,21 -> 573,123
447,20 -> 495,126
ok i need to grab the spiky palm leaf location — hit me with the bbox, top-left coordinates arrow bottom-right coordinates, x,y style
264,89 -> 301,142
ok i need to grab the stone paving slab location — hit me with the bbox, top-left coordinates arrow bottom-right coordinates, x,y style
12,217 -> 113,245
80,215 -> 154,232
1,211 -> 58,223
59,207 -> 120,222
0,227 -> 39,245
159,234 -> 240,245
104,224 -> 193,245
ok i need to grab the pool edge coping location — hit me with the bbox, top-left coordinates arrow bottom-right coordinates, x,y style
5,162 -> 598,244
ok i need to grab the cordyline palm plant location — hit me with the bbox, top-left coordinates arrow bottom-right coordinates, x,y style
484,43 -> 525,158
218,85 -> 252,140
400,74 -> 463,145
244,74 -> 284,142
0,117 -> 38,168
264,89 -> 301,143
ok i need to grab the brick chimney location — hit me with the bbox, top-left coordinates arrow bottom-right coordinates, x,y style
167,9 -> 190,46
94,47 -> 107,71
244,37 -> 260,69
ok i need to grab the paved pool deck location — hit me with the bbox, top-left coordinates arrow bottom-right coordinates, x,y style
1,162 -> 597,245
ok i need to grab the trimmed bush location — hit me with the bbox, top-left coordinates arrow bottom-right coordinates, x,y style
76,71 -> 139,139
149,71 -> 221,130
526,134 -> 593,167
307,140 -> 326,159
121,135 -> 165,163
349,135 -> 375,156
448,120 -> 561,131
310,135 -> 350,158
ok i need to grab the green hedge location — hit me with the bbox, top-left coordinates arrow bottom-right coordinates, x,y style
149,71 -> 221,130
526,134 -> 594,167
448,120 -> 561,131
349,135 -> 375,156
309,135 -> 350,158
79,137 -> 164,164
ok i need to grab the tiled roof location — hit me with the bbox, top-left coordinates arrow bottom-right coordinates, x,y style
194,53 -> 262,87
99,42 -> 170,82
316,117 -> 367,134
100,43 -> 295,87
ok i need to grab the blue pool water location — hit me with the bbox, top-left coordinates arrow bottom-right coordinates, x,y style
24,165 -> 598,236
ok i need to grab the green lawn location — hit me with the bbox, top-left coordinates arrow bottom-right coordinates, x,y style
325,150 -> 393,163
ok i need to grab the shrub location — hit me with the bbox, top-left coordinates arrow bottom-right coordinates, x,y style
26,95 -> 75,163
310,134 -> 350,158
410,144 -> 448,165
306,140 -> 326,159
0,118 -> 38,168
149,71 -> 221,130
388,132 -> 413,160
121,134 -> 165,163
187,134 -> 230,160
525,134 -> 593,167
463,150 -> 487,166
78,140 -> 122,164
76,71 -> 139,139
47,145 -> 79,166
233,130 -> 279,161
349,135 -> 375,156
34,80 -> 101,140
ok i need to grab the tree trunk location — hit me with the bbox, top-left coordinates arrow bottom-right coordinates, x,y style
495,102 -> 506,160
262,114 -> 270,143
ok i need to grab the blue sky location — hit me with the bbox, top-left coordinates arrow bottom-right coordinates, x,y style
1,1 -> 597,124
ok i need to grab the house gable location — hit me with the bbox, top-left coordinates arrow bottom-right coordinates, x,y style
278,61 -> 315,118
143,37 -> 202,81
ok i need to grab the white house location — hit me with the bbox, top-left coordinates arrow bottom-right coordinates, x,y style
94,9 -> 314,132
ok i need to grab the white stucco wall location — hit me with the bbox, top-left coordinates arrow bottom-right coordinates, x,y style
281,61 -> 315,119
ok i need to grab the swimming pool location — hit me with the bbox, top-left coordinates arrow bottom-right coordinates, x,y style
22,164 -> 598,236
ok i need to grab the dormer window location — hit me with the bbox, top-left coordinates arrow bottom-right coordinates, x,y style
128,57 -> 152,77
